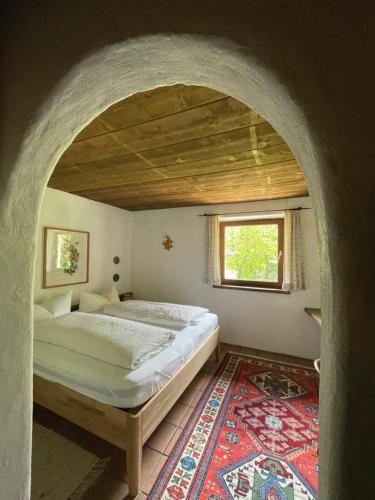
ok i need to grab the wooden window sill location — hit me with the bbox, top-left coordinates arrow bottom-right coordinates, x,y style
213,285 -> 290,294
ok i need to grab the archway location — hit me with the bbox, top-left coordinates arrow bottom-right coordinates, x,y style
0,33 -> 348,499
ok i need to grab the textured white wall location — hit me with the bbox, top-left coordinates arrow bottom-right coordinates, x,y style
34,188 -> 133,304
131,197 -> 320,359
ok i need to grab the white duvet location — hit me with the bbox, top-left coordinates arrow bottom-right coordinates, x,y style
33,312 -> 175,370
103,300 -> 209,327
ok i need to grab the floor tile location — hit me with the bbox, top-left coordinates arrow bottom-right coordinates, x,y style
239,346 -> 258,356
164,426 -> 184,456
210,359 -> 221,370
138,446 -> 163,486
178,383 -> 200,406
136,492 -> 148,500
272,351 -> 313,368
86,471 -> 129,500
257,349 -> 279,361
146,422 -> 177,454
189,389 -> 204,408
294,356 -> 314,368
188,373 -> 205,392
199,363 -> 213,374
275,352 -> 299,364
198,371 -> 214,391
106,448 -> 127,481
179,406 -> 194,428
220,342 -> 233,353
142,453 -> 168,494
201,362 -> 218,377
164,402 -> 190,426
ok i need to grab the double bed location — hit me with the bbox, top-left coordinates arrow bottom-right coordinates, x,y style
33,302 -> 220,497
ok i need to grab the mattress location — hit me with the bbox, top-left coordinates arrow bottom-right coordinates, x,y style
33,312 -> 218,408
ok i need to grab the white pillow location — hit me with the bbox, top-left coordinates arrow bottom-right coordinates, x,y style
40,291 -> 72,318
103,300 -> 209,328
102,286 -> 120,304
33,304 -> 54,323
79,292 -> 110,313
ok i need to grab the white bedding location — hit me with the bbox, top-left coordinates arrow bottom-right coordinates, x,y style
103,300 -> 209,327
33,312 -> 219,408
34,312 -> 175,370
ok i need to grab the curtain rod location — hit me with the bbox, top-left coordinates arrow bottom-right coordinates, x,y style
198,207 -> 312,217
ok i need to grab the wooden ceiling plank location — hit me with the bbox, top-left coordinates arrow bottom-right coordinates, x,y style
53,152 -> 155,177
74,117 -> 113,141
69,159 -> 301,198
48,166 -> 109,192
153,143 -> 294,179
71,177 -> 306,206
58,134 -> 132,168
111,185 -> 308,206
50,144 -> 294,191
64,96 -> 266,163
80,186 -> 308,210
95,84 -> 227,133
54,125 -> 285,175
115,186 -> 309,211
48,175 -> 104,192
61,99 -> 265,164
71,167 -> 305,205
108,97 -> 265,152
141,123 -> 281,166
53,141 -> 290,175
112,180 -> 308,206
49,84 -> 306,210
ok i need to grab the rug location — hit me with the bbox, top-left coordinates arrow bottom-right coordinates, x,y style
149,353 -> 319,499
32,422 -> 108,500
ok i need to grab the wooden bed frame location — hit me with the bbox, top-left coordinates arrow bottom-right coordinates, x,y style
33,325 -> 220,497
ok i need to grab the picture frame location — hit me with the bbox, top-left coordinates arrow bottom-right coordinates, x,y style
43,227 -> 90,288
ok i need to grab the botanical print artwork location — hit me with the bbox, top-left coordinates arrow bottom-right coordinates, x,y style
43,227 -> 89,288
60,234 -> 80,275
149,353 -> 319,499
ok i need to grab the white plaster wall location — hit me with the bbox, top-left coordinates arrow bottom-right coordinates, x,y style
131,197 -> 320,359
34,188 -> 133,304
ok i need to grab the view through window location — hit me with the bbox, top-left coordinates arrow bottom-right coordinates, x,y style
220,219 -> 284,289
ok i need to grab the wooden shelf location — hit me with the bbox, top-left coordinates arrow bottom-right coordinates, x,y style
304,307 -> 321,326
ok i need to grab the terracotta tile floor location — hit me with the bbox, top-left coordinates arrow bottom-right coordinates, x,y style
32,343 -> 314,499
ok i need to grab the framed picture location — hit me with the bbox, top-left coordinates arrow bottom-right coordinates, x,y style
43,227 -> 90,288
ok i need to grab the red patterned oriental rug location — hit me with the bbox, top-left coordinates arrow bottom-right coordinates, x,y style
149,352 -> 319,499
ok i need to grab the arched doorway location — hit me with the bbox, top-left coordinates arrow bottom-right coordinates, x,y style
2,11 -> 370,495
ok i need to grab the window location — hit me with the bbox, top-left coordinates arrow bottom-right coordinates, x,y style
220,218 -> 284,289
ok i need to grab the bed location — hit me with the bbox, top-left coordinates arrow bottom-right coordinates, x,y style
33,307 -> 220,497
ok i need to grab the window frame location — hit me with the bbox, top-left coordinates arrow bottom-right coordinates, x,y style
219,218 -> 284,290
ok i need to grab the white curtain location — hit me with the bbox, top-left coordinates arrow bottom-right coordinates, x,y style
203,215 -> 221,285
283,210 -> 305,291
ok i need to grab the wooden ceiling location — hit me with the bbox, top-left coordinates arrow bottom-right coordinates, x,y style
49,85 -> 307,211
